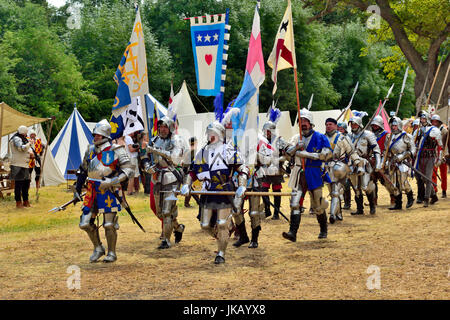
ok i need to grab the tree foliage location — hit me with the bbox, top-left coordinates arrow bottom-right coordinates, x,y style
1,0 -> 439,139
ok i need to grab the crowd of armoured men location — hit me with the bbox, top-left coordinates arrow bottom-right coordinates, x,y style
72,107 -> 447,264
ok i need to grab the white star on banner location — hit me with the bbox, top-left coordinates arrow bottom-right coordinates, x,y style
197,34 -> 202,42
204,34 -> 211,42
213,33 -> 219,41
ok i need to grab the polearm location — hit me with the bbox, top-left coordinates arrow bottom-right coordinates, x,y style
163,190 -> 294,197
381,67 -> 409,170
36,116 -> 55,202
401,160 -> 437,187
336,81 -> 359,122
48,192 -> 87,213
424,55 -> 444,108
306,93 -> 314,111
354,84 -> 395,146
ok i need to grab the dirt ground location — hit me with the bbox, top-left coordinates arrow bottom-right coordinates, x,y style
0,178 -> 449,300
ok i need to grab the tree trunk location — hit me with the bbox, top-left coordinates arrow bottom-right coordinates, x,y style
414,55 -> 450,114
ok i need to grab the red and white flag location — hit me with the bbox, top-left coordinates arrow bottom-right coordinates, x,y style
168,80 -> 174,107
267,0 -> 297,95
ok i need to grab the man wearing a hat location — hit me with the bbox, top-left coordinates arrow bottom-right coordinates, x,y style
9,125 -> 34,208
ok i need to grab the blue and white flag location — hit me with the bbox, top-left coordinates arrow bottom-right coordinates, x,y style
190,10 -> 230,97
230,1 -> 265,165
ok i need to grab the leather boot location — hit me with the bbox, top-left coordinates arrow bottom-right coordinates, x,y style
442,191 -> 447,198
343,187 -> 351,210
248,226 -> 261,248
423,198 -> 429,207
317,213 -> 328,239
406,191 -> 414,208
16,201 -> 24,209
23,200 -> 31,208
389,194 -> 396,209
174,224 -> 185,244
272,192 -> 281,220
416,181 -> 424,203
351,194 -> 364,215
282,213 -> 301,242
389,194 -> 402,210
367,193 -> 376,214
430,193 -> 439,205
263,197 -> 272,218
233,222 -> 250,247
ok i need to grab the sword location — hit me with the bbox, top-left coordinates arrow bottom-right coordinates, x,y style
85,178 -> 146,232
112,190 -> 146,233
401,161 -> 437,187
48,192 -> 86,213
265,197 -> 290,223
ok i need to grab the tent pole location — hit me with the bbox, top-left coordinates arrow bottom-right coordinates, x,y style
0,104 -> 3,155
36,116 -> 55,201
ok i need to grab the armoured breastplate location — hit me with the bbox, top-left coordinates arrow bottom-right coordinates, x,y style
294,134 -> 313,165
389,133 -> 407,156
87,143 -> 116,179
351,131 -> 370,157
334,135 -> 352,160
153,136 -> 173,167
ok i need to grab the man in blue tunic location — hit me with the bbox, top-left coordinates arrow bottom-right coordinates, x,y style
282,109 -> 333,242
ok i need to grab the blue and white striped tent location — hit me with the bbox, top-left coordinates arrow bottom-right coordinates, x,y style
50,108 -> 93,180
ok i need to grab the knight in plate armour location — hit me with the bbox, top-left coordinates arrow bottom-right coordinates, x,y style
282,109 -> 333,242
181,115 -> 249,264
348,116 -> 382,215
324,117 -> 359,223
257,105 -> 289,221
143,109 -> 187,249
383,116 -> 416,210
414,111 -> 443,207
74,119 -> 134,263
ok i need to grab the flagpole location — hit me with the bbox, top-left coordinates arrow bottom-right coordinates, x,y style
293,68 -> 305,170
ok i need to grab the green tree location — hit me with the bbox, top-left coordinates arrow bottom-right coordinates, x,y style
68,0 -> 174,117
0,1 -> 96,130
144,0 -> 340,119
303,0 -> 450,112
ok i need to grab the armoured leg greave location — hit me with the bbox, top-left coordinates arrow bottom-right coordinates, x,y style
80,211 -> 105,262
216,209 -> 232,257
103,212 -> 118,262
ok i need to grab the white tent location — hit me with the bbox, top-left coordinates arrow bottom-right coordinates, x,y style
171,80 -> 197,117
1,123 -> 65,187
50,108 -> 93,180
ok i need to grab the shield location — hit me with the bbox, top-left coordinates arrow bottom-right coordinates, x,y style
101,150 -> 115,166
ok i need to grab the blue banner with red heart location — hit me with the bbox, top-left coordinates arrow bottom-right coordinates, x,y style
190,10 -> 230,97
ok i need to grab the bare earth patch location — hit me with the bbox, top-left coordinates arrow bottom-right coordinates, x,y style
0,179 -> 449,300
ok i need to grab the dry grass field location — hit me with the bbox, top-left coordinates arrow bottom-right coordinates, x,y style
0,178 -> 449,300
